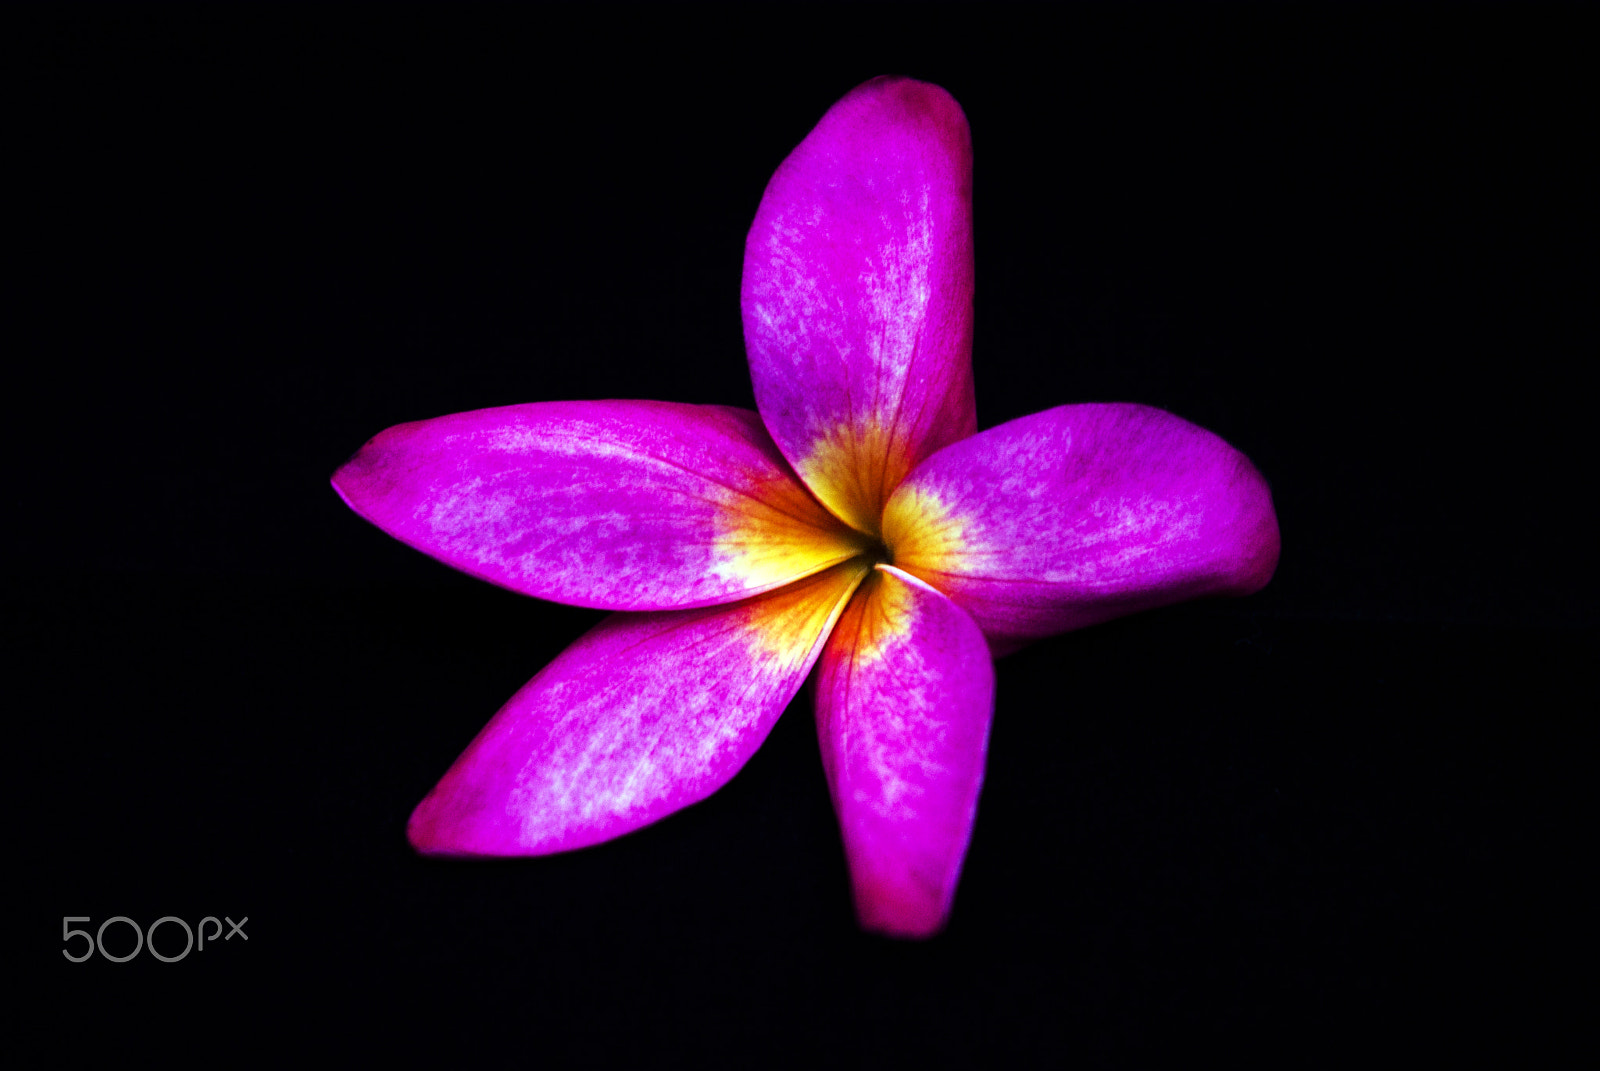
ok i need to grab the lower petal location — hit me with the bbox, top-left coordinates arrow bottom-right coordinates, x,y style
884,404 -> 1281,652
815,565 -> 995,938
408,559 -> 869,855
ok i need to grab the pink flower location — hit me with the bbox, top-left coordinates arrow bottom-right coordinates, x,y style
332,77 -> 1280,937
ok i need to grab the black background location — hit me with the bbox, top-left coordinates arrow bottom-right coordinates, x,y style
17,5 -> 1589,1063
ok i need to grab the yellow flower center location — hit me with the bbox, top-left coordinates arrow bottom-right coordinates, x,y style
794,418 -> 915,539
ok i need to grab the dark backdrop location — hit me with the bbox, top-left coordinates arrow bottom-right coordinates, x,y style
18,5 -> 1589,1062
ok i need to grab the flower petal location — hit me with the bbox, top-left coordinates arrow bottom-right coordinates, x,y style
333,400 -> 869,610
408,560 -> 871,855
741,76 -> 977,535
815,564 -> 995,938
884,404 -> 1281,652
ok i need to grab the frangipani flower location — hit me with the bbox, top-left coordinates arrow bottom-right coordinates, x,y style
332,77 -> 1279,938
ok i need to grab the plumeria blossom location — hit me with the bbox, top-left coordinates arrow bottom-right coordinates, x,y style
333,77 -> 1279,937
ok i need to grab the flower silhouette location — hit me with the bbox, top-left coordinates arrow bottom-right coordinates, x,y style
332,77 -> 1279,937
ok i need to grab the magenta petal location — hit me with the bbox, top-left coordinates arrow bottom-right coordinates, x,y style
815,565 -> 996,938
409,560 -> 870,855
741,76 -> 977,534
333,400 -> 867,610
885,404 -> 1281,651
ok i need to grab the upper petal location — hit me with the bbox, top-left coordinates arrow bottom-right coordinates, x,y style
741,76 -> 977,535
408,559 -> 871,856
333,400 -> 868,610
815,565 -> 995,938
884,404 -> 1281,652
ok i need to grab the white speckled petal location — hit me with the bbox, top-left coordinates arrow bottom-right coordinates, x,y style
408,560 -> 869,855
741,76 -> 977,535
333,400 -> 866,611
814,565 -> 995,938
884,404 -> 1281,653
